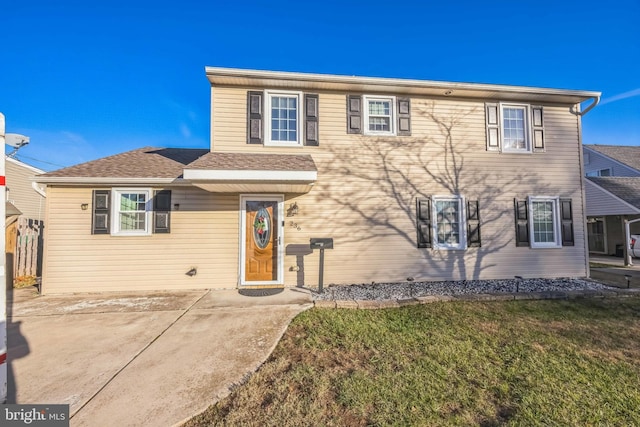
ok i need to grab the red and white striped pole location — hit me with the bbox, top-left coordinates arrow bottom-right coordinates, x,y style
0,112 -> 7,403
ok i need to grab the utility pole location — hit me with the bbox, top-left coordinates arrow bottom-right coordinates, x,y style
0,113 -> 7,402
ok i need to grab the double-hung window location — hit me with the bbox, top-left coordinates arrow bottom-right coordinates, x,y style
112,189 -> 151,235
486,103 -> 544,153
265,90 -> 302,146
501,104 -> 529,152
363,95 -> 395,135
528,196 -> 561,248
433,196 -> 466,250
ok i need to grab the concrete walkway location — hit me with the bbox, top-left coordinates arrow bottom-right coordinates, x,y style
7,287 -> 313,426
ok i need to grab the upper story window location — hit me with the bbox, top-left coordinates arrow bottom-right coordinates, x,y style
246,91 -> 319,146
486,103 -> 545,153
585,168 -> 611,177
265,91 -> 302,146
501,105 -> 529,152
347,95 -> 411,136
363,95 -> 395,135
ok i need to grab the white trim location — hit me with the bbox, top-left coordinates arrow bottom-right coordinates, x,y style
500,103 -> 531,153
111,188 -> 152,236
528,196 -> 562,248
264,90 -> 303,147
5,156 -> 45,174
585,168 -> 611,177
184,169 -> 317,181
363,95 -> 396,136
205,67 -> 601,104
431,195 -> 467,250
239,194 -> 284,286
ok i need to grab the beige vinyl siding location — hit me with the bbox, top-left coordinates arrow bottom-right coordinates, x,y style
6,159 -> 46,220
43,87 -> 588,293
263,94 -> 586,285
42,186 -> 240,293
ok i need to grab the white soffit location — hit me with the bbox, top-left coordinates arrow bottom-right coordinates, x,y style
183,169 -> 317,193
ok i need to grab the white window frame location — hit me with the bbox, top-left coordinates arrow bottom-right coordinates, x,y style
363,95 -> 396,136
585,168 -> 611,177
264,90 -> 303,146
528,196 -> 562,248
111,188 -> 152,236
500,103 -> 531,153
432,195 -> 466,250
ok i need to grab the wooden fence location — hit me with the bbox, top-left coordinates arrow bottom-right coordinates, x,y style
7,217 -> 44,280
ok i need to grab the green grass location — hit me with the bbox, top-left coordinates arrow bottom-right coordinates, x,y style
185,297 -> 640,427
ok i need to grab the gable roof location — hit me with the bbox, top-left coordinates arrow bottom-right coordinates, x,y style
187,152 -> 317,172
38,147 -> 210,181
35,147 -> 317,189
585,145 -> 640,172
587,177 -> 640,210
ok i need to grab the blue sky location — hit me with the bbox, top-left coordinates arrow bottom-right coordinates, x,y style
1,0 -> 638,171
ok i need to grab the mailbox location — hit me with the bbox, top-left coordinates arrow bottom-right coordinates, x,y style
310,238 -> 333,293
310,238 -> 333,249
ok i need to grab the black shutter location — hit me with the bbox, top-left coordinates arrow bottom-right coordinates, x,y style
304,94 -> 319,146
247,91 -> 263,144
514,199 -> 530,247
467,200 -> 481,247
397,97 -> 411,136
485,102 -> 500,151
153,190 -> 172,234
347,95 -> 362,134
532,105 -> 545,152
560,198 -> 574,246
92,190 -> 110,235
416,197 -> 432,248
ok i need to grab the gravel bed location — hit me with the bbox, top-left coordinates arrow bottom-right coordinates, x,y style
312,278 -> 611,301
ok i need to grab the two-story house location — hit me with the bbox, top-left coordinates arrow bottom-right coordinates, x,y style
35,68 -> 600,294
583,145 -> 640,256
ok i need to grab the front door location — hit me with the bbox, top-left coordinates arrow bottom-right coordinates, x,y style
240,195 -> 282,285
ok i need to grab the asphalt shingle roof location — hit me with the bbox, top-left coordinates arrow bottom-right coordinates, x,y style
587,176 -> 640,209
186,152 -> 317,171
586,145 -> 640,173
37,147 -> 317,181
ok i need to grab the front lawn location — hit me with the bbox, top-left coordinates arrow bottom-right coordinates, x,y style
186,297 -> 640,426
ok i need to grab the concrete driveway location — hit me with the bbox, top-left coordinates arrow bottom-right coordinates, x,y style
7,287 -> 313,426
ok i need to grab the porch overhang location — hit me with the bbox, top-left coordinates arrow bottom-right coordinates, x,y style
182,152 -> 318,193
184,169 -> 317,193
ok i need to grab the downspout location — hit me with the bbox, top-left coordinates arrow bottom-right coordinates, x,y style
575,94 -> 601,278
32,181 -> 46,198
32,181 -> 46,223
572,96 -> 600,116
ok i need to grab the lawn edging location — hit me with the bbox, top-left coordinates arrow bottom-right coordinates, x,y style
313,288 -> 640,309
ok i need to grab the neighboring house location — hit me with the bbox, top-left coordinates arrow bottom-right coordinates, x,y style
6,157 -> 46,221
5,157 -> 47,283
583,145 -> 640,256
35,68 -> 600,294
